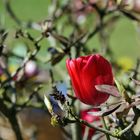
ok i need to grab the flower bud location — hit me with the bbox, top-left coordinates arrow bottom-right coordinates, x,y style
66,54 -> 114,106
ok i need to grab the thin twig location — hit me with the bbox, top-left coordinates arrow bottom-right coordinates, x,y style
4,0 -> 21,25
101,116 -> 111,140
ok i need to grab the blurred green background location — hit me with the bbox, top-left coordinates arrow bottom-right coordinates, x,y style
0,0 -> 140,64
0,1 -> 140,140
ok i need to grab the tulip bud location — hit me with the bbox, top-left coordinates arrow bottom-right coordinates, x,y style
66,54 -> 114,106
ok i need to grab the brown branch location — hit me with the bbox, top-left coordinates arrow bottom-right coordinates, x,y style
0,98 -> 23,140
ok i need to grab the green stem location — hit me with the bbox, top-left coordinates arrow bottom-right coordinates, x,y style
118,121 -> 134,136
70,109 -> 119,138
71,122 -> 81,140
71,101 -> 81,140
101,116 -> 111,140
69,105 -> 135,139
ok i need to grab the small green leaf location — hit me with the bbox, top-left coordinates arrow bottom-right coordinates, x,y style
115,79 -> 131,103
114,79 -> 125,94
51,116 -> 59,127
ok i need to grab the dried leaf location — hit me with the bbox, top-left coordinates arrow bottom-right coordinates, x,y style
116,105 -> 130,119
95,85 -> 121,97
44,95 -> 53,114
131,78 -> 140,85
103,104 -> 121,116
131,100 -> 140,107
88,104 -> 121,117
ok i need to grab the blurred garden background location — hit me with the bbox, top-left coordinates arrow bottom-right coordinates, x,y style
0,0 -> 140,140
0,0 -> 140,61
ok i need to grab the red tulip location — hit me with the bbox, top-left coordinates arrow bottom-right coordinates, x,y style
80,108 -> 100,140
66,54 -> 114,106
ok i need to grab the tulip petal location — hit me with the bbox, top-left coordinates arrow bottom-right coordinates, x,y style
66,59 -> 81,96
